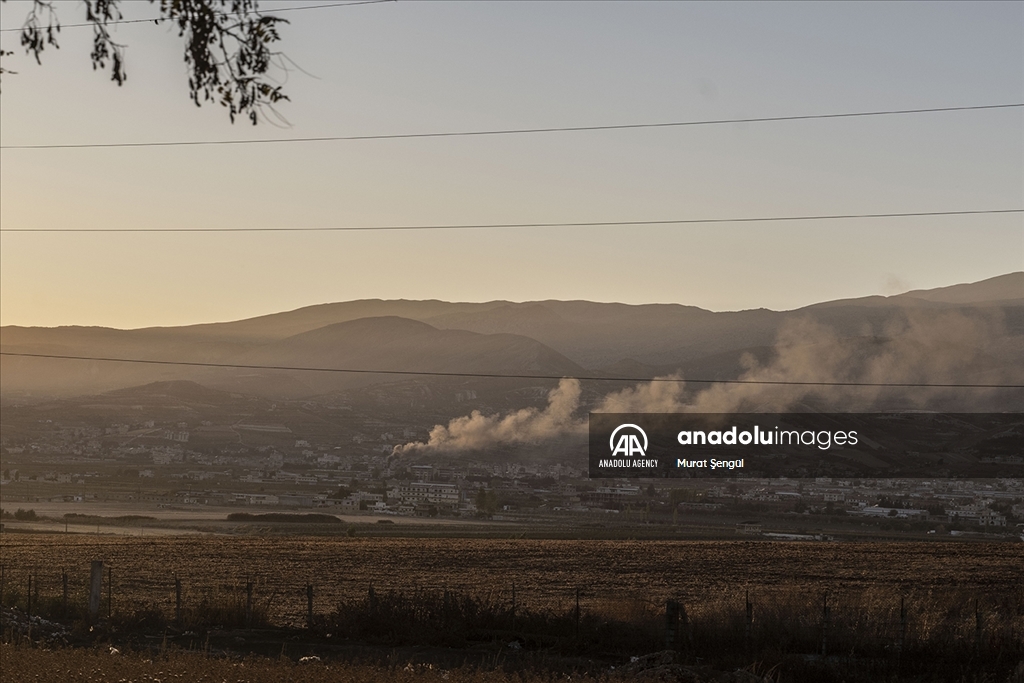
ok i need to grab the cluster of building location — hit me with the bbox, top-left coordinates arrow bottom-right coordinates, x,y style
2,420 -> 1022,533
693,476 -> 1022,528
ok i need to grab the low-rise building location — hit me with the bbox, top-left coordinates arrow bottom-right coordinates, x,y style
394,482 -> 459,507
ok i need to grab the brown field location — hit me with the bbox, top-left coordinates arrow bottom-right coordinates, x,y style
0,644 -> 623,683
2,536 -> 1023,682
1,535 -> 1021,625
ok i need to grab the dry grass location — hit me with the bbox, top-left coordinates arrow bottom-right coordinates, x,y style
0,643 -> 615,683
2,535 -> 1021,625
2,535 -> 1021,681
321,587 -> 664,654
311,584 -> 1024,680
679,585 -> 1024,680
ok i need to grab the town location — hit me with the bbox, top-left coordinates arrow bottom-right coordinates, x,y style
2,414 -> 1021,539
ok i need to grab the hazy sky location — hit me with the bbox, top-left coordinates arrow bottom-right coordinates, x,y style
1,1 -> 1021,328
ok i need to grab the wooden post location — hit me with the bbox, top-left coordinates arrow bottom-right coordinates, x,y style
744,590 -> 753,660
900,597 -> 907,650
62,570 -> 68,614
107,566 -> 113,619
665,599 -> 681,650
306,584 -> 314,629
175,576 -> 182,625
680,602 -> 692,649
821,593 -> 830,657
89,561 -> 103,622
975,599 -> 983,649
897,596 -> 907,670
511,581 -> 516,632
26,573 -> 33,640
574,587 -> 580,640
1,564 -> 5,607
245,581 -> 253,628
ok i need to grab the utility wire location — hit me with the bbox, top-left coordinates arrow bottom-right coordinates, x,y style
1,352 -> 1020,389
0,0 -> 395,33
2,104 -> 1020,150
2,209 -> 1019,233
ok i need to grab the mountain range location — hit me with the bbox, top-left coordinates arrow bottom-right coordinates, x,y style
1,272 -> 1021,402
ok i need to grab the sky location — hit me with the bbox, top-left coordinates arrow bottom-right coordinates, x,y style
0,0 -> 1021,329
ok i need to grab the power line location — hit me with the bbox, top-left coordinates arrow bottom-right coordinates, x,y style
1,352 -> 1019,389
0,0 -> 395,33
1,208 -> 1019,233
2,103 -> 1020,150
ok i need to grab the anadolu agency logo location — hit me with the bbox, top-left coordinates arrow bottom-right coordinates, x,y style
610,423 -> 647,456
597,424 -> 658,469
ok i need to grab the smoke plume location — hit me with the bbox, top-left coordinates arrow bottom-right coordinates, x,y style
686,309 -> 1021,414
394,308 -> 1021,454
393,378 -> 585,454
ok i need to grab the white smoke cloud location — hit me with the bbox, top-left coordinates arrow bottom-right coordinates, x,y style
686,309 -> 1022,414
393,378 -> 586,454
595,373 -> 687,413
393,308 -> 1021,454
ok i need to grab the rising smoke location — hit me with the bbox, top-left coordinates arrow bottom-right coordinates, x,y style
393,378 -> 586,454
393,309 -> 1022,454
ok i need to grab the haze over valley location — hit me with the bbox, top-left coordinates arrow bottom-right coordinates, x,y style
2,273 -> 1021,435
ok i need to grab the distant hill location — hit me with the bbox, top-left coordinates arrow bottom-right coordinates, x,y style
897,272 -> 1024,304
171,300 -> 505,341
799,272 -> 1024,309
213,316 -> 585,396
0,316 -> 584,399
2,272 -> 1020,401
424,301 -> 777,367
420,280 -> 1023,368
105,380 -> 239,404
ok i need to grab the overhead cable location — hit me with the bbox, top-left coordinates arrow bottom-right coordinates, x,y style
3,104 -> 1020,150
0,0 -> 394,33
2,352 -> 1020,389
2,209 -> 1020,233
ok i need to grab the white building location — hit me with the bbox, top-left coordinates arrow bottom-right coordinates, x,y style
394,482 -> 459,507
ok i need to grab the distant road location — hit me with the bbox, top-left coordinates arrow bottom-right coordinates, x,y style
4,501 -> 499,528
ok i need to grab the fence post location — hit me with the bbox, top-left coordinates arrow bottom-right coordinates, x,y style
975,599 -> 983,649
245,581 -> 253,628
306,584 -> 314,629
665,599 -> 681,650
575,586 -> 580,640
89,561 -> 103,622
896,596 -> 907,671
1,564 -> 5,608
175,576 -> 182,626
745,589 -> 753,660
680,602 -> 692,649
900,597 -> 907,652
511,581 -> 516,632
821,592 -> 830,657
26,574 -> 32,617
62,570 -> 68,614
107,566 -> 113,619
